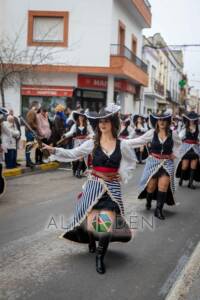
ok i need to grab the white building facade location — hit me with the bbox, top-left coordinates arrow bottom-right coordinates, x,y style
141,33 -> 184,114
0,0 -> 151,116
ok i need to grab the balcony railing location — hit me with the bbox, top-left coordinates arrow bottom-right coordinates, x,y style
111,44 -> 148,73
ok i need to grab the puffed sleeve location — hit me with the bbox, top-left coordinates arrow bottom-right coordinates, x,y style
124,129 -> 154,148
87,123 -> 95,138
63,124 -> 76,138
172,130 -> 182,157
178,128 -> 186,140
49,139 -> 94,162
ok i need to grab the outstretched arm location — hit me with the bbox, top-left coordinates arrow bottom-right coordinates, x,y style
63,124 -> 76,139
172,130 -> 183,158
124,129 -> 154,148
43,139 -> 94,162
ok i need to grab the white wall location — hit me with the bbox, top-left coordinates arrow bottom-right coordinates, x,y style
0,0 -> 113,67
4,83 -> 21,116
23,72 -> 77,87
111,0 -> 144,58
0,0 -> 5,36
167,54 -> 182,103
124,93 -> 135,114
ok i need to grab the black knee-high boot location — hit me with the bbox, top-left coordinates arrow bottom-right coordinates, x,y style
146,192 -> 153,210
179,169 -> 186,186
88,232 -> 96,253
72,161 -> 78,176
75,161 -> 83,178
188,169 -> 196,189
96,233 -> 111,274
139,151 -> 144,164
154,191 -> 167,220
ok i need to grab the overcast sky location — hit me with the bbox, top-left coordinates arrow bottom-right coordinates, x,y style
143,0 -> 200,91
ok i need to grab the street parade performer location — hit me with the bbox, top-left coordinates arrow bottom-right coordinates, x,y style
119,114 -> 134,139
42,103 -> 137,275
130,112 -> 182,220
62,110 -> 94,178
132,114 -> 149,164
176,111 -> 200,189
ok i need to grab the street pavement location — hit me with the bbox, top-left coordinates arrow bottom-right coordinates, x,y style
0,166 -> 200,300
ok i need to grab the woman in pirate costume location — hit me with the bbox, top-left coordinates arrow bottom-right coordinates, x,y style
176,111 -> 200,189
119,114 -> 134,139
132,114 -> 149,164
130,112 -> 182,220
63,110 -> 94,178
43,103 -> 137,274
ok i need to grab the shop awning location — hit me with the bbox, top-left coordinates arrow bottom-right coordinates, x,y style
21,85 -> 74,97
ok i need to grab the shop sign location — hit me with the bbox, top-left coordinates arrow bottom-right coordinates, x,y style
21,85 -> 74,97
78,76 -> 136,94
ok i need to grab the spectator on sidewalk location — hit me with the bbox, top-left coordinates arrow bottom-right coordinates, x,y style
51,104 -> 67,146
1,116 -> 20,169
35,107 -> 52,164
9,109 -> 21,167
25,102 -> 40,168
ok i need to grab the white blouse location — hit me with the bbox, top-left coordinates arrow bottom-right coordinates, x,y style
64,123 -> 94,139
178,128 -> 200,141
49,129 -> 182,183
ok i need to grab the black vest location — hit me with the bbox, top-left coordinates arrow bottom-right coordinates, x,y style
92,140 -> 121,169
76,126 -> 87,136
150,131 -> 173,155
184,128 -> 199,141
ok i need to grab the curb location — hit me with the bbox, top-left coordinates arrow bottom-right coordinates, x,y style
166,241 -> 200,300
3,162 -> 60,178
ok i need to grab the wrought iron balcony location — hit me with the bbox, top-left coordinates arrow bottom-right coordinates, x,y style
111,44 -> 148,73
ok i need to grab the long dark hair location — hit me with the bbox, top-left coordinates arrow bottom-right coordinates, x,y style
93,114 -> 120,150
185,120 -> 199,133
136,117 -> 144,128
155,120 -> 171,136
76,115 -> 87,128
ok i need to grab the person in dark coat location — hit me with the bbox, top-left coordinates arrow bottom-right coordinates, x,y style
51,104 -> 67,146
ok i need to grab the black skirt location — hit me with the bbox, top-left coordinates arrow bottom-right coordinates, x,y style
182,148 -> 199,160
152,167 -> 169,179
93,192 -> 120,213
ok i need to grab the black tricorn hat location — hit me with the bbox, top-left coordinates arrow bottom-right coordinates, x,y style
183,111 -> 199,123
133,114 -> 145,124
0,107 -> 9,115
85,103 -> 121,129
120,114 -> 131,125
73,110 -> 86,121
150,112 -> 172,128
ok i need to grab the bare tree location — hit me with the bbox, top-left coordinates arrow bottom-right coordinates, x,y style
0,25 -> 74,107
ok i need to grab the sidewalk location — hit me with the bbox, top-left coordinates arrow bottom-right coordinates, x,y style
166,241 -> 200,300
2,146 -> 60,178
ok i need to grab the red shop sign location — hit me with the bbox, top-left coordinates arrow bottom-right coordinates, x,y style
78,76 -> 136,94
21,85 -> 74,97
115,80 -> 136,94
78,76 -> 107,90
